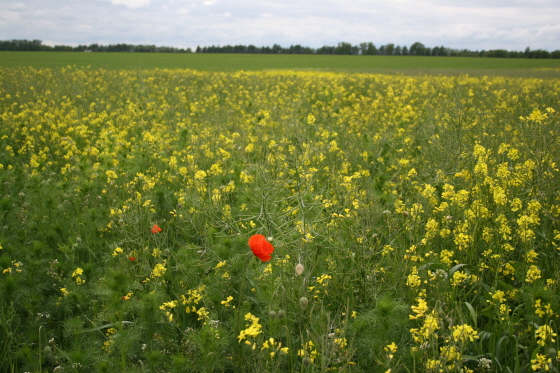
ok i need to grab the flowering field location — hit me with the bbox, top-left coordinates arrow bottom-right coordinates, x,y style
0,66 -> 559,372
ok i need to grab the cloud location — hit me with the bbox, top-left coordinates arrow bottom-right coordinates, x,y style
102,0 -> 150,9
0,0 -> 558,51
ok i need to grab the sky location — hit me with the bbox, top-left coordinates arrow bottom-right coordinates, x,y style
1,0 -> 559,52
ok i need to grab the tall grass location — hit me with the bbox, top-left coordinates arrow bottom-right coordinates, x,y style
0,66 -> 558,372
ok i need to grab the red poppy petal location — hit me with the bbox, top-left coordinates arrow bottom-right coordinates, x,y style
248,234 -> 274,261
258,254 -> 272,262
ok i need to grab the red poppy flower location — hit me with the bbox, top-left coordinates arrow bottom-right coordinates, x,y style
128,256 -> 136,261
151,224 -> 162,233
248,234 -> 274,262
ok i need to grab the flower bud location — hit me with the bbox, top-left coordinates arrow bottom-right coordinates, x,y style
299,296 -> 309,310
303,356 -> 312,366
269,310 -> 277,319
295,263 -> 304,275
277,309 -> 286,320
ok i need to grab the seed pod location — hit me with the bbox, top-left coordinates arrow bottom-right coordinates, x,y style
295,263 -> 304,275
299,296 -> 309,310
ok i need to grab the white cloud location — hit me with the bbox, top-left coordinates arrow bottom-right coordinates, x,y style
104,0 -> 150,9
0,0 -> 558,51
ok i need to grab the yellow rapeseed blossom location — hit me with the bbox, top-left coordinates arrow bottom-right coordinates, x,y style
452,324 -> 479,343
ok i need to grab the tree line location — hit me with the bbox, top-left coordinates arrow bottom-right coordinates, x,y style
0,39 -> 192,53
2,39 -> 559,59
196,42 -> 559,59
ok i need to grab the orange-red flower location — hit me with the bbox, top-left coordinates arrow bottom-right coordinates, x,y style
248,234 -> 274,262
128,256 -> 136,261
151,224 -> 162,233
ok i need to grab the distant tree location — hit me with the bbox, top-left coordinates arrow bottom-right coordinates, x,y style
53,45 -> 73,52
335,42 -> 352,55
402,46 -> 409,55
289,44 -> 305,54
385,43 -> 395,55
530,49 -> 551,58
394,45 -> 402,55
317,45 -> 336,54
409,42 -> 426,55
359,42 -> 367,55
487,49 -> 509,58
271,44 -> 282,53
360,42 -> 376,55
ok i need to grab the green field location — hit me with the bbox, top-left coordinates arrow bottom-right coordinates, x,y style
0,58 -> 559,372
1,51 -> 560,76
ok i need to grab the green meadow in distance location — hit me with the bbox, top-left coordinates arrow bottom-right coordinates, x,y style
1,51 -> 560,76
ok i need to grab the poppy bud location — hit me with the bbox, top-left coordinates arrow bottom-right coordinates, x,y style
295,263 -> 304,275
303,356 -> 312,366
299,296 -> 309,310
402,211 -> 409,217
277,309 -> 286,320
269,310 -> 277,319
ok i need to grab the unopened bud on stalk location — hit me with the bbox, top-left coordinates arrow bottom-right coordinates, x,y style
269,310 -> 277,319
299,296 -> 309,310
277,309 -> 286,320
303,356 -> 312,366
295,263 -> 304,275
446,215 -> 453,221
402,211 -> 409,217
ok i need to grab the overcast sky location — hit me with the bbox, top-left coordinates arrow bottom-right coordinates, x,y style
2,0 -> 559,51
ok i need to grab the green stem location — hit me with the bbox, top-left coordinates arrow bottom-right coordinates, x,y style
234,254 -> 251,362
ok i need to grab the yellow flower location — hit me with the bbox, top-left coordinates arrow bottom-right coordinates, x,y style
531,353 -> 551,371
525,265 -> 541,283
452,324 -> 479,343
151,263 -> 167,278
384,342 -> 397,359
535,325 -> 557,346
221,296 -> 234,307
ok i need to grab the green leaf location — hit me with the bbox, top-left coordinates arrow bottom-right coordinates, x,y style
448,263 -> 467,277
74,321 -> 134,334
464,301 -> 478,328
